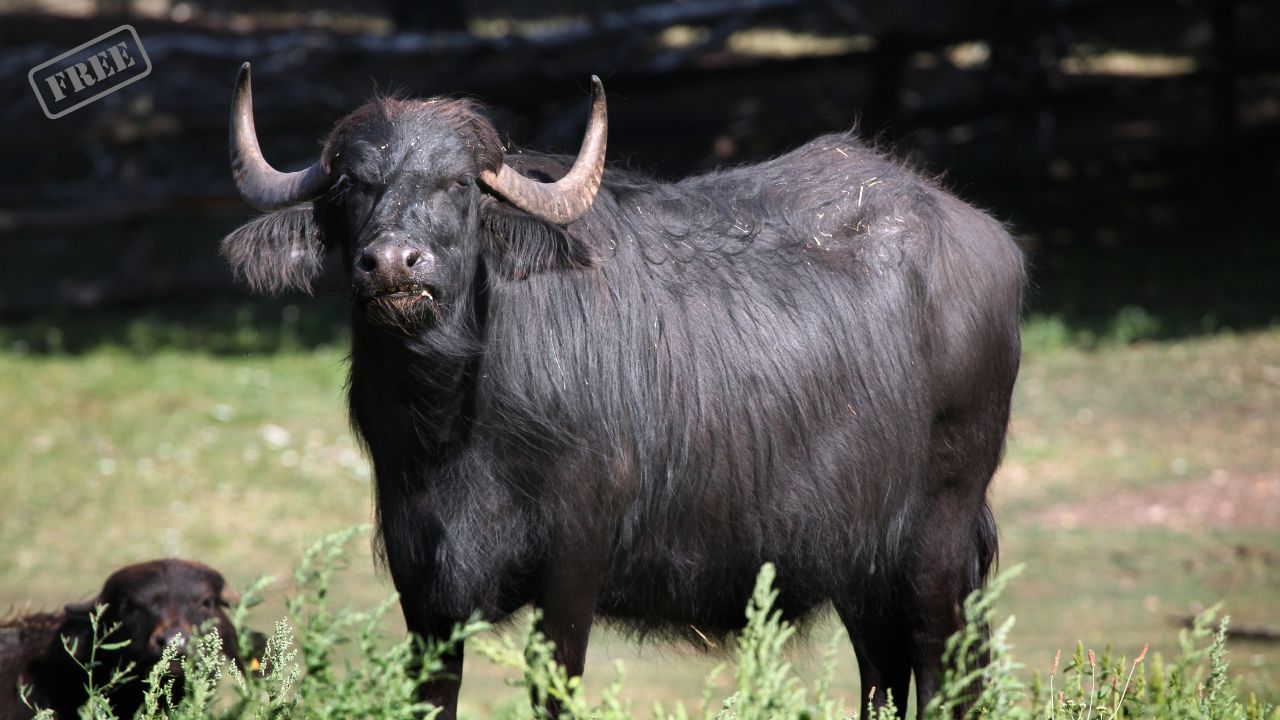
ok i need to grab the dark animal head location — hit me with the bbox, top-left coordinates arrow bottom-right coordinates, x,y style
62,559 -> 240,669
222,62 -> 606,334
22,560 -> 247,719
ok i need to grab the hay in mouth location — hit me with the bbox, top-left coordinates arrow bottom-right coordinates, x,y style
365,285 -> 441,332
376,284 -> 435,300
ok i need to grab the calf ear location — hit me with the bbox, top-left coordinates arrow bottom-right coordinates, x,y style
221,205 -> 327,294
58,597 -> 100,657
63,597 -> 99,618
479,204 -> 593,280
219,583 -> 241,609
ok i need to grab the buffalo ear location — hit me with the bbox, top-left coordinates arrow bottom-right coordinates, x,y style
59,597 -> 100,654
63,597 -> 100,617
58,597 -> 99,635
221,205 -> 327,294
479,203 -> 593,280
218,582 -> 241,609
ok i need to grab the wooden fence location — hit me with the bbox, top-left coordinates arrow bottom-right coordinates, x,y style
0,0 -> 1275,312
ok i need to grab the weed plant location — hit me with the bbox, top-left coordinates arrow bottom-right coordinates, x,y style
24,528 -> 1277,719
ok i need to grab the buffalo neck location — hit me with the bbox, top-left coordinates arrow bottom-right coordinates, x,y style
348,302 -> 483,460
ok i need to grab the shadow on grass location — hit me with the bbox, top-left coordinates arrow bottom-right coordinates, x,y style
1022,237 -> 1280,351
0,294 -> 351,356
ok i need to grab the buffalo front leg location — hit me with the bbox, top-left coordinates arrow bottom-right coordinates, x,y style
835,600 -> 914,718
530,549 -> 604,718
403,612 -> 466,720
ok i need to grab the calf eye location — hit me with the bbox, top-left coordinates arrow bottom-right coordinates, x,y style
202,597 -> 217,610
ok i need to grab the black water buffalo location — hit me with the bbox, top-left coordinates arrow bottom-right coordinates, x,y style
222,62 -> 1022,718
0,560 -> 243,720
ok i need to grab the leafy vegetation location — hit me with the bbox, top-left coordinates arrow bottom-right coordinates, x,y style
2,303 -> 1278,712
20,529 -> 1278,720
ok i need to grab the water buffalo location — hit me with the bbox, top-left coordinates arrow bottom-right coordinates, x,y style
0,559 -> 244,720
222,62 -> 1022,718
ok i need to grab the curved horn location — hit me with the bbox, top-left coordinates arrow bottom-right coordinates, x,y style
230,62 -> 332,212
480,76 -> 608,225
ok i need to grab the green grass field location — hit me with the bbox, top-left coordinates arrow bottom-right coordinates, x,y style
2,302 -> 1277,715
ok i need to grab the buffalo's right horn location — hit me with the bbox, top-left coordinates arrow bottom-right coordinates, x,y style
230,62 -> 332,212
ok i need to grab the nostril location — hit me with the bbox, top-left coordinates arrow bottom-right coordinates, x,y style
405,249 -> 420,268
357,251 -> 378,273
152,629 -> 186,653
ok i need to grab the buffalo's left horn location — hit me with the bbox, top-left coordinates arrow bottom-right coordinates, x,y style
230,62 -> 332,212
480,76 -> 608,225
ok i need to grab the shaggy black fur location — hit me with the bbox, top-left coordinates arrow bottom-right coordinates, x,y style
0,560 -> 243,720
223,92 -> 1023,719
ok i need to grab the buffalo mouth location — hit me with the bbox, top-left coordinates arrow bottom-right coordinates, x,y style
363,283 -> 442,330
372,283 -> 436,301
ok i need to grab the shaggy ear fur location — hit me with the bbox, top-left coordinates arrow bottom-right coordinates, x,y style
221,205 -> 327,294
479,204 -> 593,280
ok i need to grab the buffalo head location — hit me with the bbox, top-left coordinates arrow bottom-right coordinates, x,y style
221,63 -> 607,333
57,558 -> 243,689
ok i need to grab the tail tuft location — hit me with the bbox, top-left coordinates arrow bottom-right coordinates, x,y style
973,502 -> 999,586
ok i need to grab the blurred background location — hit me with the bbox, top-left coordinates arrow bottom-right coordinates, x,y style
1,0 -> 1277,715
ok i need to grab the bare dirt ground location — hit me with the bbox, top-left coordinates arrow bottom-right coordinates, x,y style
1030,471 -> 1280,530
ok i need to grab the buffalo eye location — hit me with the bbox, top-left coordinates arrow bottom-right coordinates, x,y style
334,174 -> 375,198
441,177 -> 469,193
202,597 -> 218,610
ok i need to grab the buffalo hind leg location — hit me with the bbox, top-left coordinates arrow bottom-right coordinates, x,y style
908,497 -> 997,717
912,395 -> 1007,715
835,602 -> 914,718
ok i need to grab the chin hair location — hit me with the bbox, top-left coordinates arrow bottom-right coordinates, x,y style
364,295 -> 442,334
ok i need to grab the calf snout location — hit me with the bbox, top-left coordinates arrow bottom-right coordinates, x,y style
150,624 -> 192,654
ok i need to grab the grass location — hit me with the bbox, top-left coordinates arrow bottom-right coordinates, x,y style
2,301 -> 1278,714
1006,320 -> 1280,508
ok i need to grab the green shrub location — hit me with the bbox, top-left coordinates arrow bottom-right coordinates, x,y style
29,528 -> 1277,719
1106,306 -> 1162,346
